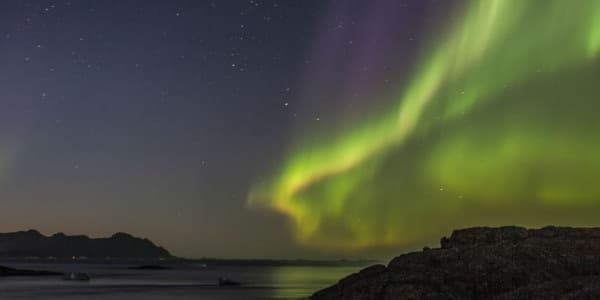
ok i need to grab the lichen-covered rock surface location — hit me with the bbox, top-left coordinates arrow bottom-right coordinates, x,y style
312,226 -> 600,299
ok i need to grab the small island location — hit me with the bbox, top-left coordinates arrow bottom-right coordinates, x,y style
128,265 -> 172,270
0,265 -> 62,277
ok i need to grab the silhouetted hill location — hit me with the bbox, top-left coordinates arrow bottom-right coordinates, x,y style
0,230 -> 171,259
313,226 -> 600,299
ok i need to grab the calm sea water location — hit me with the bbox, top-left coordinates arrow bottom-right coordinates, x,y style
0,263 -> 364,299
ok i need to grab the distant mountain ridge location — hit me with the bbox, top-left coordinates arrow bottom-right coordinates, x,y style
0,230 -> 171,259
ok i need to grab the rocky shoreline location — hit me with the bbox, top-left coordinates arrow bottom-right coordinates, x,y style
312,226 -> 600,299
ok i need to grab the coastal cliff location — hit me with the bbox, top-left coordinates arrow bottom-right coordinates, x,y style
312,226 -> 600,299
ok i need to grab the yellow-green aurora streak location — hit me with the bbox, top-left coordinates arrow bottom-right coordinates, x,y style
249,0 -> 600,250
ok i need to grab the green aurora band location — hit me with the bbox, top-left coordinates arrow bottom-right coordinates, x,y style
249,0 -> 600,250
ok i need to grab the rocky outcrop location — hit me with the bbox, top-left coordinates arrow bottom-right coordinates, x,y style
0,229 -> 171,259
312,226 -> 600,299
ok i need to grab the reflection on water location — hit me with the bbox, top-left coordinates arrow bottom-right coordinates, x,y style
0,263 -> 367,299
267,266 -> 361,299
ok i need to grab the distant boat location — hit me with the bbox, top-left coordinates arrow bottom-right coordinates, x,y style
62,272 -> 91,281
218,277 -> 241,286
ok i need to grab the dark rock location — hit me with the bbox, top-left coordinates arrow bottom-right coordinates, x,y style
313,264 -> 389,299
0,229 -> 171,259
311,226 -> 600,299
62,272 -> 91,281
218,277 -> 242,286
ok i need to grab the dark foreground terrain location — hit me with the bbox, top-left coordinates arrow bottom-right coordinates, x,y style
313,226 -> 600,299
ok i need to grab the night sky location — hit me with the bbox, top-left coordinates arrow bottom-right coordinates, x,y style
2,0 -> 600,259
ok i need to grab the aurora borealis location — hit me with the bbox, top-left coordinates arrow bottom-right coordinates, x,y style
249,1 -> 600,250
4,0 -> 600,260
